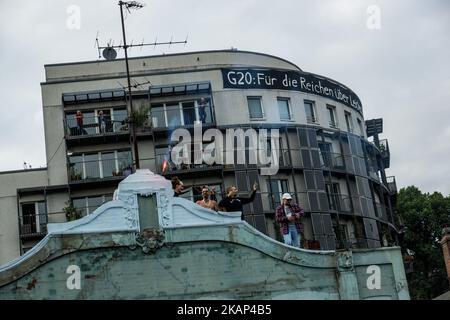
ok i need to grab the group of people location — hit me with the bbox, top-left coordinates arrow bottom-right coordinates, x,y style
170,176 -> 305,248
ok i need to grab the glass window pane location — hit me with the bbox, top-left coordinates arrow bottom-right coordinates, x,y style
182,101 -> 196,125
69,155 -> 83,180
83,111 -> 96,135
102,152 -> 115,177
117,150 -> 133,171
248,97 -> 263,119
73,198 -> 87,217
113,108 -> 128,132
87,196 -> 103,214
304,102 -> 315,122
278,99 -> 290,120
151,104 -> 165,128
84,154 -> 100,179
166,104 -> 182,127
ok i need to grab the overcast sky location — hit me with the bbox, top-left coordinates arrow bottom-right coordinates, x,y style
0,0 -> 449,195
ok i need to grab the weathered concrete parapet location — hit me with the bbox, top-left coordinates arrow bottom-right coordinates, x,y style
335,250 -> 360,300
0,170 -> 410,300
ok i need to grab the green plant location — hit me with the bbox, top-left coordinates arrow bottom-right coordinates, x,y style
63,202 -> 82,222
131,103 -> 150,128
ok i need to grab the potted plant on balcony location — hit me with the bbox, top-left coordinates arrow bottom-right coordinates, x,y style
131,103 -> 151,131
63,202 -> 82,222
70,168 -> 82,181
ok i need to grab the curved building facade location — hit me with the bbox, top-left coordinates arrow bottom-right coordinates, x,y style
0,50 -> 399,263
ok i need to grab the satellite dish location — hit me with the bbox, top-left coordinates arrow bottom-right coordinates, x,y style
103,47 -> 117,60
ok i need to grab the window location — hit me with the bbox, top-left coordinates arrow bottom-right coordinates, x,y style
325,183 -> 341,211
182,101 -> 196,126
267,180 -> 289,209
357,118 -> 364,136
277,98 -> 291,120
345,111 -> 353,132
20,202 -> 47,235
247,97 -> 264,119
326,105 -> 337,128
73,194 -> 113,217
151,99 -> 211,128
304,101 -> 316,123
151,104 -> 165,127
69,150 -> 132,180
166,103 -> 182,127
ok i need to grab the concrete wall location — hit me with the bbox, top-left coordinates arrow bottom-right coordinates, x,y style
0,169 -> 48,265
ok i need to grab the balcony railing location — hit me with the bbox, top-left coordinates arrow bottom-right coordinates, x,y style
387,176 -> 397,194
69,158 -> 133,182
306,115 -> 318,124
319,151 -> 345,170
379,139 -> 390,168
19,213 -> 48,238
65,115 -> 129,138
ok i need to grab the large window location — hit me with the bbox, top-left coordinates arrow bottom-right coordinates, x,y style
345,111 -> 353,132
247,97 -> 264,119
73,194 -> 113,217
151,99 -> 212,128
277,98 -> 291,120
327,105 -> 337,128
69,150 -> 132,181
304,101 -> 317,123
267,180 -> 289,209
20,202 -> 47,235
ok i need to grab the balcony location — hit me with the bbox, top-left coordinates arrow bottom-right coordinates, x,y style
69,156 -> 133,184
64,114 -> 130,146
19,213 -> 48,239
387,176 -> 397,194
319,151 -> 346,171
379,139 -> 390,169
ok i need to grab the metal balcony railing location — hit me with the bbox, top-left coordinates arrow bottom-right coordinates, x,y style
64,115 -> 129,137
387,176 -> 397,193
19,213 -> 48,238
319,151 -> 345,170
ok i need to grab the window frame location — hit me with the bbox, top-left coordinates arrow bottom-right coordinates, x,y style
277,97 -> 293,121
247,96 -> 265,120
344,111 -> 353,133
304,100 -> 317,124
326,104 -> 338,128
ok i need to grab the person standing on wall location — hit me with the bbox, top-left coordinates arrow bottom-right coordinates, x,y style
196,186 -> 219,211
172,176 -> 184,197
218,183 -> 258,220
275,193 -> 305,248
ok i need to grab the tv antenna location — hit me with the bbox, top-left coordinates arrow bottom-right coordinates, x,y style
94,1 -> 188,170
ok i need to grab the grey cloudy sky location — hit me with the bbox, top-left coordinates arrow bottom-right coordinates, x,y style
0,0 -> 449,194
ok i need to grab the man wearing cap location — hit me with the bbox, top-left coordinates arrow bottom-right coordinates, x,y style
275,193 -> 305,248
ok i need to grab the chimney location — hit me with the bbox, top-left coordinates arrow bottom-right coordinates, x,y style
441,227 -> 450,285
